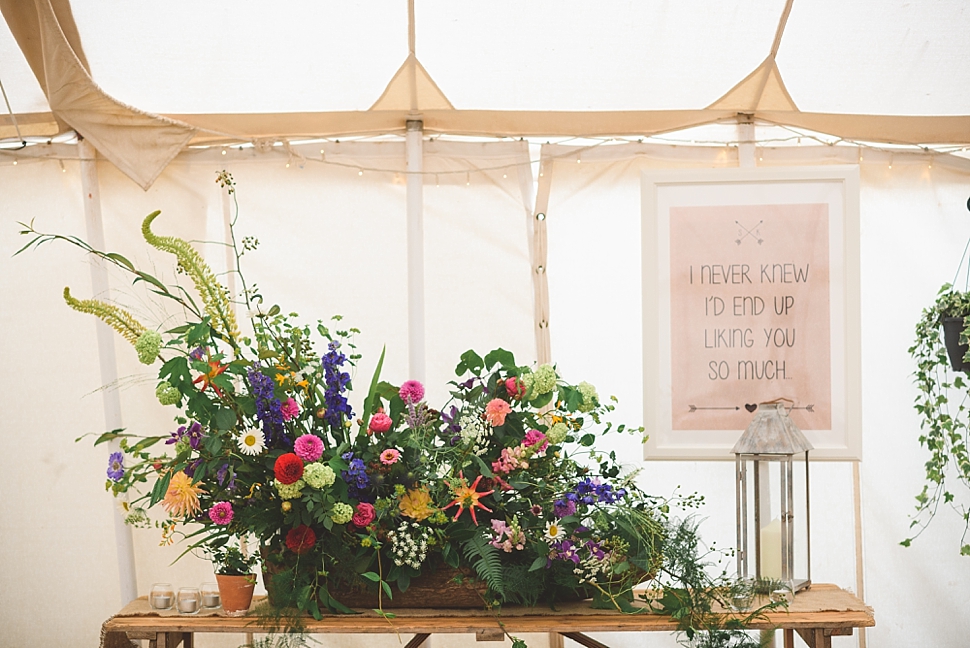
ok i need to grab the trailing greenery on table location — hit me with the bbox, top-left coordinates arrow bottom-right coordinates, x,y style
19,172 -> 780,647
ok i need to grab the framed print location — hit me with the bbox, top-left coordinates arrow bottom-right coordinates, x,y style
641,166 -> 861,460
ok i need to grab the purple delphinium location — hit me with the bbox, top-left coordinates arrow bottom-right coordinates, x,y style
574,477 -> 626,505
107,452 -> 124,482
248,364 -> 285,446
183,458 -> 203,479
341,451 -> 371,501
189,346 -> 207,361
322,341 -> 354,430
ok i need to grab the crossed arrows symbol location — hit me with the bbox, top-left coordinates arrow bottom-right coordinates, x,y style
735,220 -> 764,245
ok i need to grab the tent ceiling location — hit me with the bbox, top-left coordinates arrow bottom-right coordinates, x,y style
1,0 -> 968,186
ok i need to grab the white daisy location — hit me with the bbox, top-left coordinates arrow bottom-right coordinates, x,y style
237,429 -> 266,455
544,521 -> 563,541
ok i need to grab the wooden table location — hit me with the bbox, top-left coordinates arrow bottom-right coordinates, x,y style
102,583 -> 873,648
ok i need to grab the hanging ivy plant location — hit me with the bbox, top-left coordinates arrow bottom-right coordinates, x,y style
906,282 -> 970,554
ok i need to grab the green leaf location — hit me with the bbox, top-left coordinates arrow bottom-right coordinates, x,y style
528,555 -> 547,572
381,579 -> 393,599
360,571 -> 381,582
456,350 -> 484,376
267,304 -> 281,317
359,346 -> 387,434
104,252 -> 135,272
213,408 -> 237,431
150,471 -> 173,507
484,348 -> 515,370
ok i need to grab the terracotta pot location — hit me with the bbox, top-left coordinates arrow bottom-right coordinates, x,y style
216,573 -> 256,616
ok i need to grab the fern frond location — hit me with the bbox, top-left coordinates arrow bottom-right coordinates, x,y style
462,530 -> 504,597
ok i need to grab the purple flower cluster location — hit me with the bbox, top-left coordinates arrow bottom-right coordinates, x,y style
107,451 -> 124,482
166,421 -> 204,450
322,341 -> 353,430
215,462 -> 236,491
548,538 -> 608,567
553,498 -> 577,518
341,451 -> 371,500
248,364 -> 285,445
573,477 -> 626,505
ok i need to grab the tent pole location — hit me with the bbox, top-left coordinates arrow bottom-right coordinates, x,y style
406,119 -> 425,382
78,137 -> 138,605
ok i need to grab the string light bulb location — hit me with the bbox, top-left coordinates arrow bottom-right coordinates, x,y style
465,172 -> 470,186
12,160 -> 17,165
221,149 -> 227,156
888,156 -> 893,170
358,169 -> 363,176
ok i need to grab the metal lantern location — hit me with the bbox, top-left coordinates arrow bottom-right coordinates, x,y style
733,401 -> 812,591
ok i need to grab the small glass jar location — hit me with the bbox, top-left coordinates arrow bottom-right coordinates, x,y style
149,583 -> 175,611
201,582 -> 221,609
177,587 -> 202,615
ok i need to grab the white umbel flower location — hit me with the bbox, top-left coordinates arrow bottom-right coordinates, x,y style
237,429 -> 266,455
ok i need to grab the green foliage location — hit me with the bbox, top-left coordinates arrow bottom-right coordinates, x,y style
906,283 -> 970,553
463,531 -> 505,598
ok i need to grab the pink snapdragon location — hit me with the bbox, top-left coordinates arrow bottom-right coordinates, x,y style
489,518 -> 525,552
491,445 -> 529,475
484,398 -> 512,427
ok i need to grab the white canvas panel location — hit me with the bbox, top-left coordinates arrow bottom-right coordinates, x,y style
70,1 -> 408,114
778,0 -> 970,116
0,12 -> 49,113
418,0 -> 784,111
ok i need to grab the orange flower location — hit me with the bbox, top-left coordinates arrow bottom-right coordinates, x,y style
162,471 -> 205,518
443,471 -> 494,525
399,487 -> 434,521
193,360 -> 228,397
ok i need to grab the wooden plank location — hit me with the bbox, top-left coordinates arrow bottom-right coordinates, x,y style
548,632 -> 565,648
476,628 -> 505,641
403,633 -> 430,648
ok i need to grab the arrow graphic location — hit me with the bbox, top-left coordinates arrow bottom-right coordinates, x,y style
688,405 -> 741,412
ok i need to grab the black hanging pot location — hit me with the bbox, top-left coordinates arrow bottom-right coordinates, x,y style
942,317 -> 970,372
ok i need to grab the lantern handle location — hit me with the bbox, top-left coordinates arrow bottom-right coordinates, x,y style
763,396 -> 795,413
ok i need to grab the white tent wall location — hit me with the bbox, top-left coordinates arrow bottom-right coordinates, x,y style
540,143 -> 970,647
0,139 -> 537,647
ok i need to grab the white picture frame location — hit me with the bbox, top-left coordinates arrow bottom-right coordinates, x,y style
641,166 -> 861,460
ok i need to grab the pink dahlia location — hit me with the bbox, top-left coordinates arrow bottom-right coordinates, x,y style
351,502 -> 376,528
523,429 -> 549,453
368,410 -> 393,434
208,502 -> 234,525
484,398 -> 512,427
294,434 -> 324,462
399,380 -> 425,404
380,448 -> 401,465
280,397 -> 301,421
505,377 -> 526,400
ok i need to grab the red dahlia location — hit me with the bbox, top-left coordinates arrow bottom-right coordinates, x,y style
285,525 -> 316,554
274,453 -> 304,484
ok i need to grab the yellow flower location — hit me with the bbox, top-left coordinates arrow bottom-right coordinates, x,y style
162,471 -> 205,519
399,487 -> 434,521
275,373 -> 287,386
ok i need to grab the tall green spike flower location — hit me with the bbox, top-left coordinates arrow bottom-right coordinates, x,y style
63,287 -> 146,345
141,211 -> 239,343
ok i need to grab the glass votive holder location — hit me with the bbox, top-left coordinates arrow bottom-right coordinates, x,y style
149,583 -> 175,611
177,587 -> 202,615
201,582 -> 221,609
769,581 -> 795,606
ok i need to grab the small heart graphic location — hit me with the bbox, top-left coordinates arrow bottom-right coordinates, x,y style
744,403 -> 758,413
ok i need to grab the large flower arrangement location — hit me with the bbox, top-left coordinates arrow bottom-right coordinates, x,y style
21,173 -> 777,647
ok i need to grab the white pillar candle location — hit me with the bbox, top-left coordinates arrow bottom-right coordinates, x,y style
760,518 -> 782,579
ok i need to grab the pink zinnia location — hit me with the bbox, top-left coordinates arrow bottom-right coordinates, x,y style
369,410 -> 393,434
505,377 -> 526,400
380,448 -> 401,465
280,397 -> 300,421
208,502 -> 234,525
399,380 -> 425,404
484,398 -> 512,427
351,502 -> 376,528
523,429 -> 549,453
294,434 -> 324,462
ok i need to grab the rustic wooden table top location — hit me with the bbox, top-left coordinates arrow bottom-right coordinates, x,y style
103,583 -> 873,636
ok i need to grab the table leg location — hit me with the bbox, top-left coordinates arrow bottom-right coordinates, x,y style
548,632 -> 565,648
560,632 -> 612,648
784,629 -> 794,648
404,633 -> 431,648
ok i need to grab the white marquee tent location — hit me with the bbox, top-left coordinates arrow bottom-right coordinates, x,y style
2,1 -> 970,647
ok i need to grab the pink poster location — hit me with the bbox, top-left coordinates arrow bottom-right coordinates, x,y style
668,204 -> 831,431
